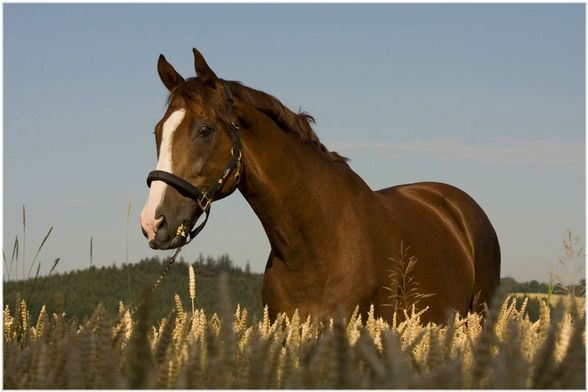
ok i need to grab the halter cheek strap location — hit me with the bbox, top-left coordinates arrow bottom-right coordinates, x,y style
146,81 -> 241,242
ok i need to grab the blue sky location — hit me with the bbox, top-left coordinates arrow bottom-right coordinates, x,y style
3,4 -> 585,283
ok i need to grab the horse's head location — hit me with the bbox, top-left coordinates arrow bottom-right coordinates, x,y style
140,49 -> 242,250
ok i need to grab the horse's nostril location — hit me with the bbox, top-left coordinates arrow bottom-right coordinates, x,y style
154,215 -> 165,231
154,215 -> 171,242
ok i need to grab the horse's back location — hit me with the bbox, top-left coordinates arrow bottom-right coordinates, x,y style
374,181 -> 501,316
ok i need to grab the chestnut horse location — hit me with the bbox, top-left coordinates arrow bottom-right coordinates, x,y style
140,49 -> 500,324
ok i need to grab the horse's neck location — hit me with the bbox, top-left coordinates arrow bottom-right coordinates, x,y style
237,113 -> 371,266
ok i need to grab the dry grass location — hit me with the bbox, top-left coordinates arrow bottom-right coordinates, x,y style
3,267 -> 585,389
382,243 -> 435,315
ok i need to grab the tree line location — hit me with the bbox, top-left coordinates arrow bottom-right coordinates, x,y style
501,276 -> 586,296
3,254 -> 263,324
4,253 -> 580,324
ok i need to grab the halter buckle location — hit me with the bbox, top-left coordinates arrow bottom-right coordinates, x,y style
197,193 -> 212,211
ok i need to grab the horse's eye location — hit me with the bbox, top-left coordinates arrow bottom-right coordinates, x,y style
198,126 -> 214,138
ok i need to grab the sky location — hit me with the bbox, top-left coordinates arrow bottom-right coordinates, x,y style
3,4 -> 585,283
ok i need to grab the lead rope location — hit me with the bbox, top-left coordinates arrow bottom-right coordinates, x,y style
130,200 -> 213,314
130,227 -> 191,315
130,247 -> 181,316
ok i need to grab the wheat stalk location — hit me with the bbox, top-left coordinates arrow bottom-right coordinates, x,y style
3,299 -> 586,389
3,258 -> 586,389
189,265 -> 196,315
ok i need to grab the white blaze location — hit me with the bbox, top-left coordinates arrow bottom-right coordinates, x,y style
140,109 -> 186,241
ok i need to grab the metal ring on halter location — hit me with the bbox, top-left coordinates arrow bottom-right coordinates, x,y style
197,193 -> 212,212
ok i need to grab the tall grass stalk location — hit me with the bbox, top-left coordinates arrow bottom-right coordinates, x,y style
383,243 -> 434,315
3,251 -> 7,282
546,269 -> 555,306
29,263 -> 42,303
125,199 -> 133,307
8,236 -> 19,281
554,229 -> 585,296
27,226 -> 53,279
90,237 -> 93,266
48,258 -> 60,275
126,199 -> 132,264
22,205 -> 26,280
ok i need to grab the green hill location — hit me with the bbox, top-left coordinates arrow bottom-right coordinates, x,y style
6,252 -> 581,325
3,254 -> 264,323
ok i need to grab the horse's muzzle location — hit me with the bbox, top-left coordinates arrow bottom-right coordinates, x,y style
149,233 -> 187,250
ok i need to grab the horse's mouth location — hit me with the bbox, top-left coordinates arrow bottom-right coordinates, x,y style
148,227 -> 189,250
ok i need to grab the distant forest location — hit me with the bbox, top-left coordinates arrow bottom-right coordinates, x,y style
3,254 -> 580,323
4,254 -> 263,323
502,276 -> 585,296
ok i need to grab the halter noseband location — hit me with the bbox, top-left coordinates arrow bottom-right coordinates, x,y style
146,81 -> 242,242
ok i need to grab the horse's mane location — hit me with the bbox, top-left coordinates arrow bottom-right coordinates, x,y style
227,81 -> 347,163
170,78 -> 347,163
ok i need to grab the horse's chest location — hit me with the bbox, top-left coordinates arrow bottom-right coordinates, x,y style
261,253 -> 379,319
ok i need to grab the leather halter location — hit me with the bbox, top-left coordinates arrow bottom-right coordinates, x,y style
146,81 -> 242,242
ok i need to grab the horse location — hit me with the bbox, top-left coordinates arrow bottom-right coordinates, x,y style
140,48 -> 501,324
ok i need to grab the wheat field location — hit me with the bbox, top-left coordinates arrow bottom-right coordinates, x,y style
3,269 -> 585,389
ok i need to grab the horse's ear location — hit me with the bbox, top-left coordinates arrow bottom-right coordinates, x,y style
193,48 -> 218,87
157,54 -> 185,91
